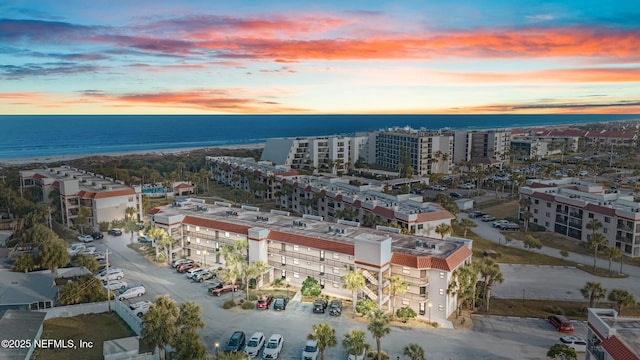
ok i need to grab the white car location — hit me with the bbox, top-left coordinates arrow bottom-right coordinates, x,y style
301,339 -> 319,360
558,336 -> 586,352
96,268 -> 124,282
172,258 -> 193,268
129,300 -> 153,317
244,332 -> 265,358
104,280 -> 127,291
116,285 -> 146,301
67,243 -> 86,256
77,234 -> 94,243
186,267 -> 208,279
262,334 -> 283,359
347,348 -> 367,360
578,170 -> 589,176
492,220 -> 510,228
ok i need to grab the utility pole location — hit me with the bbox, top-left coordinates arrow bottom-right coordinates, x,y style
106,249 -> 111,313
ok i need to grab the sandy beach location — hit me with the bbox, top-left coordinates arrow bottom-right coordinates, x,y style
0,142 -> 265,166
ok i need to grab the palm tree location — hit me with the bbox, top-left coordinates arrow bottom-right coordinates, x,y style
580,281 -> 606,308
342,270 -> 366,317
367,309 -> 391,360
604,247 -> 621,274
244,260 -> 269,301
123,221 -> 139,244
458,218 -> 476,238
177,301 -> 205,332
586,219 -> 603,237
434,223 -> 453,239
403,343 -> 426,360
388,276 -> 408,315
521,211 -> 533,232
588,232 -> 607,270
342,329 -> 368,360
308,323 -> 337,360
447,263 -> 478,316
125,206 -> 137,222
607,289 -> 636,315
477,258 -> 504,312
173,330 -> 207,360
140,296 -> 179,360
518,196 -> 532,216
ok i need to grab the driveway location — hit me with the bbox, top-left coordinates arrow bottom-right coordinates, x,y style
95,234 -> 575,360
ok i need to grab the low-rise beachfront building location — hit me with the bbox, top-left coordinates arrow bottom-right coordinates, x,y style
586,308 -> 640,360
151,198 -> 473,324
520,178 -> 640,257
19,165 -> 142,230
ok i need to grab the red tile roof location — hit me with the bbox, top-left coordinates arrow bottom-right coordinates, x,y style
77,188 -> 137,199
530,192 -> 555,202
148,208 -> 162,215
183,215 -> 251,235
391,244 -> 472,271
175,183 -> 194,189
33,173 -> 46,180
267,230 -> 355,255
415,209 -> 455,223
601,336 -> 640,360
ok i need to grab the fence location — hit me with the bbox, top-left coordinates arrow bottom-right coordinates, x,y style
37,301 -> 109,320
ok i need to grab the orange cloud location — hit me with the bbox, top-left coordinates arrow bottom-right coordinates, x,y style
435,67 -> 640,84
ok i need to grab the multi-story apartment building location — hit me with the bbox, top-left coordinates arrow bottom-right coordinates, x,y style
469,129 -> 511,162
20,166 -> 142,230
586,308 -> 640,360
260,135 -> 368,173
510,138 -> 552,160
280,175 -> 454,238
207,157 -> 298,201
376,127 -> 453,176
520,178 -> 640,257
151,198 -> 473,324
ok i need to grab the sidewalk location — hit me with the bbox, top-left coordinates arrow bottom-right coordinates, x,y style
457,213 -> 640,279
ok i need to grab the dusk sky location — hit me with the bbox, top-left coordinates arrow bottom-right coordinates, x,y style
1,0 -> 639,114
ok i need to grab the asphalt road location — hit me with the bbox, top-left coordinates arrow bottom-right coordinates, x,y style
95,233 -> 581,360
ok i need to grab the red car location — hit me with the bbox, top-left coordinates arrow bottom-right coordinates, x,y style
177,263 -> 199,273
548,315 -> 574,333
208,283 -> 239,296
256,294 -> 273,309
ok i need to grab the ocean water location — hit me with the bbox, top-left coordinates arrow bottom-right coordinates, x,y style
0,114 -> 638,160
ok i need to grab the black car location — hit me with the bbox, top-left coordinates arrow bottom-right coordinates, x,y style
223,331 -> 246,353
108,229 -> 123,236
91,232 -> 104,240
449,192 -> 462,199
329,299 -> 342,316
273,297 -> 288,311
313,298 -> 328,313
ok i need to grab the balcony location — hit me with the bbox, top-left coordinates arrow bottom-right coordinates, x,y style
617,223 -> 634,232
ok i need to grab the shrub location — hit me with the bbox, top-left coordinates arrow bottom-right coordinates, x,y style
356,298 -> 377,316
366,352 -> 389,360
249,294 -> 258,301
98,221 -> 110,232
396,306 -> 417,323
13,254 -> 35,273
156,253 -> 166,262
301,276 -> 322,297
222,299 -> 236,309
273,279 -> 283,287
523,236 -> 543,249
528,223 -> 546,232
560,250 -> 569,258
241,301 -> 255,310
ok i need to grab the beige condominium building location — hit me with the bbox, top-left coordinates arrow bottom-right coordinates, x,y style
520,177 -> 640,257
151,198 -> 472,324
20,165 -> 142,230
586,308 -> 640,360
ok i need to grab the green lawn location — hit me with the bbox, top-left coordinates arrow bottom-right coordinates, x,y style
35,313 -> 136,360
486,298 -> 640,320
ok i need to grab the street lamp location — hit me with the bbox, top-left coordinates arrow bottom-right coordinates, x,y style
428,302 -> 432,324
214,342 -> 219,354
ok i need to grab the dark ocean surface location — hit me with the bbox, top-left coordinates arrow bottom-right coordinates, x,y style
0,114 -> 638,160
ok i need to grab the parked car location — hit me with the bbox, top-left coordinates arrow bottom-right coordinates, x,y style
347,348 -> 367,360
78,246 -> 96,255
329,299 -> 342,316
77,234 -> 94,243
256,294 -> 273,310
301,339 -> 319,360
92,252 -> 106,261
209,283 -> 239,296
312,298 -> 328,313
103,280 -> 127,291
186,267 -> 208,279
578,170 -> 589,176
497,222 -> 520,231
172,258 -> 193,268
107,229 -> 123,236
449,192 -> 462,199
548,314 -> 574,333
244,332 -> 265,358
116,285 -> 146,301
558,336 -> 586,352
67,243 -> 87,256
91,232 -> 104,240
194,270 -> 216,283
129,300 -> 153,317
458,183 -> 475,189
492,220 -> 510,228
429,184 -> 447,191
96,268 -> 124,282
224,331 -> 246,353
137,235 -> 153,243
468,210 -> 486,218
262,334 -> 283,359
480,215 -> 496,222
273,297 -> 288,311
177,263 -> 199,273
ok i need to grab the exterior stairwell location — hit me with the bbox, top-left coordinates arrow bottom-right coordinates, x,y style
361,269 -> 378,285
361,285 -> 378,301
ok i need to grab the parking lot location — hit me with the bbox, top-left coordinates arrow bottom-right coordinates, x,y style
86,233 -> 589,360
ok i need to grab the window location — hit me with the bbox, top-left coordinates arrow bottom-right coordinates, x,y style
293,245 -> 299,251
546,212 -> 550,217
438,305 -> 444,312
439,272 -> 445,279
281,270 -> 286,279
439,288 -> 445,295
281,243 -> 286,251
604,217 -> 610,223
281,256 -> 286,266
196,226 -> 200,231
333,282 -> 339,288
547,202 -> 551,207
417,224 -> 423,230
403,267 -> 411,274
402,298 -> 410,305
196,238 -> 200,243
293,258 -> 299,265
320,250 -> 325,261
225,231 -> 229,238
333,267 -> 340,274
419,286 -> 427,295
293,272 -> 299,278
588,213 -> 594,219
419,302 -> 426,315
319,264 -> 325,275
534,199 -> 539,204
603,228 -> 608,234
545,222 -> 550,227
534,209 -> 538,214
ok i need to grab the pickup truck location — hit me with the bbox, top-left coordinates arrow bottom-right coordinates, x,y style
208,283 -> 239,296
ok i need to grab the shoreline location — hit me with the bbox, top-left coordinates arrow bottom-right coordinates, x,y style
0,142 -> 265,166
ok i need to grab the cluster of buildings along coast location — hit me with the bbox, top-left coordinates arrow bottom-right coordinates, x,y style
15,124 -> 640,327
